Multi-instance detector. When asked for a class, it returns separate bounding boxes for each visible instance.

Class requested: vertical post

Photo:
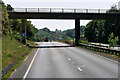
[98,9,100,13]
[38,8,39,12]
[62,9,64,13]
[22,19,26,45]
[24,19,27,44]
[50,8,52,13]
[75,19,80,46]
[74,9,76,13]
[86,9,88,13]
[26,8,27,12]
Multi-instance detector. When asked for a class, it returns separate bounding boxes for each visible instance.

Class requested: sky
[2,0,120,31]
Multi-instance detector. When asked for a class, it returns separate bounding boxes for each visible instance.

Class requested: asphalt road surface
[22,42,118,78]
[9,42,119,79]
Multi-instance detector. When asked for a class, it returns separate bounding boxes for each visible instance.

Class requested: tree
[85,5,120,44]
[2,2,10,34]
[108,32,119,47]
[6,4,13,11]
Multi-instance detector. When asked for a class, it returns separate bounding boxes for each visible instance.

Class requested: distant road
[10,42,119,78]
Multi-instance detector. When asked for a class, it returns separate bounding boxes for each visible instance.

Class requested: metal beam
[8,12,120,20]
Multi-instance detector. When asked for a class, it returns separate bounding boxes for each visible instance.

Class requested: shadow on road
[29,45,76,48]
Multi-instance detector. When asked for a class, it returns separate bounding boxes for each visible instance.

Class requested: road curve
[25,42,118,78]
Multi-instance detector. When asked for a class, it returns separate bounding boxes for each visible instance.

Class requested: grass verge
[2,35,38,79]
[2,48,34,80]
[2,35,30,69]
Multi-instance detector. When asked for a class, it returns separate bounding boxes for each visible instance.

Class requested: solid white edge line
[10,69,17,77]
[22,48,39,80]
[78,67,83,72]
[96,54,119,64]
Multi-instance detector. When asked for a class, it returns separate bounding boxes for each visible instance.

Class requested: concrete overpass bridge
[8,8,120,45]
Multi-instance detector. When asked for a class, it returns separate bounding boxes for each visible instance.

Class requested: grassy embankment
[0,32,2,78]
[2,35,37,79]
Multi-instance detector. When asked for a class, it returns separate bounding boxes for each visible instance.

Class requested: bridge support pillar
[22,19,26,45]
[75,19,80,46]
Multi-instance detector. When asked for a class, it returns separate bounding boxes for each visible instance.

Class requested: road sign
[21,33,26,37]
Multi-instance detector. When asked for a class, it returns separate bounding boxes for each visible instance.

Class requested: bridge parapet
[8,8,119,13]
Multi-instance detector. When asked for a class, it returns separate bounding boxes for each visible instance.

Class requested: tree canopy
[85,5,120,44]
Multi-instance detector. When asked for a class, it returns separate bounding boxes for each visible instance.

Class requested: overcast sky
[2,0,120,31]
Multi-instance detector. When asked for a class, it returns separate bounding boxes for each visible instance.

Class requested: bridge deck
[8,8,120,20]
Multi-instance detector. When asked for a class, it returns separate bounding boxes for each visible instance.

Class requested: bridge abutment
[75,19,80,46]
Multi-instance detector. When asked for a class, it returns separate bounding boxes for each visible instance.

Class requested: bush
[79,40,88,44]
[79,38,88,44]
[13,31,22,41]
[108,32,119,47]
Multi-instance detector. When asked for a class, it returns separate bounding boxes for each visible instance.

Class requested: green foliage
[35,28,52,41]
[26,20,38,40]
[108,32,119,47]
[106,5,119,13]
[13,31,22,41]
[6,4,13,11]
[80,26,85,35]
[2,2,10,34]
[1,1,37,71]
[33,25,85,43]
[79,38,88,44]
[85,5,120,44]
[85,20,105,43]
[2,2,38,42]
[2,35,30,69]
[61,33,71,42]
[63,29,75,38]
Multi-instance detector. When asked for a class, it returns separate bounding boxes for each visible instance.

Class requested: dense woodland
[2,2,38,42]
[1,1,120,45]
[85,6,120,45]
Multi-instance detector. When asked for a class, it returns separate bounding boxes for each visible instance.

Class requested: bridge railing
[8,8,119,13]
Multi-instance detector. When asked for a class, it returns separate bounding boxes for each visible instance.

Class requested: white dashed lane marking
[68,58,71,61]
[78,67,83,72]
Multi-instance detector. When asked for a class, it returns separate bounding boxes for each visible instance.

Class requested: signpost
[22,19,26,45]
[21,33,26,44]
